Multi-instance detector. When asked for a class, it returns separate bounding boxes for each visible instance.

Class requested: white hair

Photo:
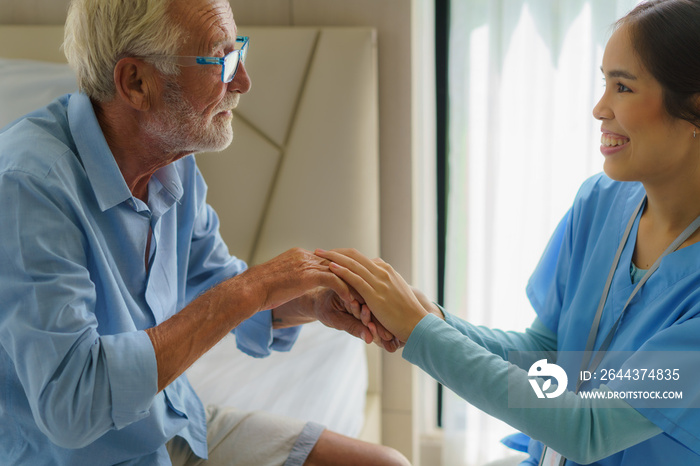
[63,0,185,102]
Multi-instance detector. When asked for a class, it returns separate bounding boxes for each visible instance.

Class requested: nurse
[318,0,700,464]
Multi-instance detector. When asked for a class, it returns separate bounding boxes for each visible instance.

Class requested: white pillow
[0,58,78,129]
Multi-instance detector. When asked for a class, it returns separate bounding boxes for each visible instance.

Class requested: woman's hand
[315,248,429,342]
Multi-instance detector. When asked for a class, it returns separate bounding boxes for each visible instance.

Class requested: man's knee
[376,445,411,466]
[304,430,411,466]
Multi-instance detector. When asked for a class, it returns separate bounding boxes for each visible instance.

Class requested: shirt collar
[149,163,184,217]
[67,93,184,211]
[67,93,132,212]
[154,163,184,202]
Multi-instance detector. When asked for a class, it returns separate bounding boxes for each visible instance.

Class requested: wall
[0,1,436,462]
[229,3,435,461]
[235,5,435,462]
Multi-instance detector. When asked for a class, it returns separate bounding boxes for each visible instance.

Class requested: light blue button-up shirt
[0,93,301,465]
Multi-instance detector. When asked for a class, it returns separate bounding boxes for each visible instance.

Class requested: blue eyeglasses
[143,36,249,83]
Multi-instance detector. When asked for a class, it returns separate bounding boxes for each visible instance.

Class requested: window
[441,1,641,464]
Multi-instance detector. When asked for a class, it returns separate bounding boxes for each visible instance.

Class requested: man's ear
[113,57,157,111]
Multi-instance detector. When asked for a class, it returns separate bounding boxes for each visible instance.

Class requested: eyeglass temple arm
[195,57,224,65]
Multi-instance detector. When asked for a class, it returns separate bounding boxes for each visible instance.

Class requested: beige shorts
[167,405,325,466]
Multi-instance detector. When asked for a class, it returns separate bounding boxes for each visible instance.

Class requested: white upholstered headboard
[0,25,379,264]
[0,24,381,441]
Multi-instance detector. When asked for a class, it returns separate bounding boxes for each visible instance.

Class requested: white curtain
[443,1,641,464]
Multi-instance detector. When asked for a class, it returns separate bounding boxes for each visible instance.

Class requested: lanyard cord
[576,196,700,393]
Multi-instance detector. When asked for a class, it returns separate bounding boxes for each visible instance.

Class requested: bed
[0,25,381,441]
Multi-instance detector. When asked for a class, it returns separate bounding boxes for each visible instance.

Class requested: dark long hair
[618,0,700,125]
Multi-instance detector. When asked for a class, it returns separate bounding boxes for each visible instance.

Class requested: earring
[695,129,697,139]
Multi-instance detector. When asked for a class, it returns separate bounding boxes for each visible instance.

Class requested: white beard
[144,79,236,155]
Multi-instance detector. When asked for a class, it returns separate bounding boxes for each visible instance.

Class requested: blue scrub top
[527,173,700,464]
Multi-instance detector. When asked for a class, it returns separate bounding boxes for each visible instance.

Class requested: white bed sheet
[187,322,367,437]
[0,56,368,438]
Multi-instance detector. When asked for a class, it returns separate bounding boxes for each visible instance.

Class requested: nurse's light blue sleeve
[187,168,301,358]
[442,311,557,367]
[403,315,660,464]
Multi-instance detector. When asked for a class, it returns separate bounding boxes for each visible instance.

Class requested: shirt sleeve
[234,310,302,358]
[0,169,158,449]
[525,208,572,334]
[403,314,661,464]
[185,191,248,303]
[187,164,301,358]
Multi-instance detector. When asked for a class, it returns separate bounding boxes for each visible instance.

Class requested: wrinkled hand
[315,248,429,343]
[250,248,401,351]
[244,247,356,313]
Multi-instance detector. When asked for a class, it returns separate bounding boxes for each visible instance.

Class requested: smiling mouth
[601,134,630,147]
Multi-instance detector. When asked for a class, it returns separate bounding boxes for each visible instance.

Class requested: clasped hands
[256,247,439,353]
[314,248,440,352]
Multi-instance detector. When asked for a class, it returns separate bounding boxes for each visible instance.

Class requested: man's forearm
[146,247,357,391]
[146,272,260,392]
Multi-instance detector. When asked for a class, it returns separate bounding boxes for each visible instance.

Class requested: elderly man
[0,0,408,465]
